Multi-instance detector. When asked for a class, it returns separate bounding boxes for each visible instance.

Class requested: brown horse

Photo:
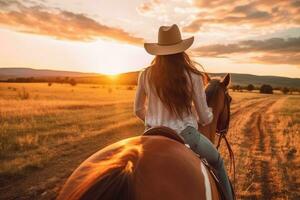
[57,74,232,200]
[199,73,231,143]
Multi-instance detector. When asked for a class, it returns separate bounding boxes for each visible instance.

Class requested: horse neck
[198,92,223,144]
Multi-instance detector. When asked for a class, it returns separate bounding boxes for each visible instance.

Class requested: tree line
[4,77,77,86]
[2,76,299,94]
[231,84,299,94]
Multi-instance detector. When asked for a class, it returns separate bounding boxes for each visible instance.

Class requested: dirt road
[220,95,299,200]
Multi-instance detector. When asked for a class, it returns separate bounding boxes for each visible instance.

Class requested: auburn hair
[147,52,206,119]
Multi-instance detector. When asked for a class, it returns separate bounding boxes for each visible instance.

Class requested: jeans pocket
[180,127,199,148]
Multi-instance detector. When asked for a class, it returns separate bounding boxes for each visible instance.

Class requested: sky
[0,0,299,78]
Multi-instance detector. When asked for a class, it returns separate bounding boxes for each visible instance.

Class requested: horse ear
[205,73,211,81]
[221,73,230,87]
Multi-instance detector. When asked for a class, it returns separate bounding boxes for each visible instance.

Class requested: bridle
[209,83,236,187]
[216,89,232,145]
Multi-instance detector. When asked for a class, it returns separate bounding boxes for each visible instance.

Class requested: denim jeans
[179,126,233,200]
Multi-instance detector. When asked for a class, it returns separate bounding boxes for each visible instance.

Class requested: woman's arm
[134,71,146,122]
[192,74,213,126]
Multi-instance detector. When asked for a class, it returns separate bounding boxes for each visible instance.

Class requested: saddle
[143,126,185,144]
[143,126,233,200]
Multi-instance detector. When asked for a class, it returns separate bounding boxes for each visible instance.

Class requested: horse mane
[77,165,135,200]
[57,140,142,200]
[205,78,221,104]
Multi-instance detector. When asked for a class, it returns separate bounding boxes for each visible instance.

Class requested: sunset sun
[100,68,122,76]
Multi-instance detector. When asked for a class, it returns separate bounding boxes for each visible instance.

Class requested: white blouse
[134,68,213,134]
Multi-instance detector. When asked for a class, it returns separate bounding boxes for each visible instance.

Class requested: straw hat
[144,24,194,55]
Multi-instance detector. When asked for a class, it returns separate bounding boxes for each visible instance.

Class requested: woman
[134,24,233,200]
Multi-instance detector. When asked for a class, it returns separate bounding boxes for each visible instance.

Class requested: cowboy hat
[144,24,194,55]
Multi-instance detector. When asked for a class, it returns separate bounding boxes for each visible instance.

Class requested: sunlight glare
[107,73,119,80]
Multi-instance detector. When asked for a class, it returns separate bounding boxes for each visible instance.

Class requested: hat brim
[144,36,194,56]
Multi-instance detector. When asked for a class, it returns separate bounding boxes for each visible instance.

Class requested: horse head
[199,73,232,144]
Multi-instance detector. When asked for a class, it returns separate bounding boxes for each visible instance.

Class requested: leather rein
[215,88,236,186]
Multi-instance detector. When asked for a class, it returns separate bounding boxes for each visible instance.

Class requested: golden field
[0,83,299,200]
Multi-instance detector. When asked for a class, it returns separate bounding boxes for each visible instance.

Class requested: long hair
[147,52,206,119]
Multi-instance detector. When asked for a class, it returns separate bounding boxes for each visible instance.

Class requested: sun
[106,73,119,80]
[103,71,120,76]
[97,68,121,80]
[98,67,123,76]
[97,66,127,78]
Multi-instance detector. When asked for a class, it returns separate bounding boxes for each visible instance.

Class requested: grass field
[0,83,299,200]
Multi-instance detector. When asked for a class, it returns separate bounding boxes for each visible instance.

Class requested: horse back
[57,136,220,200]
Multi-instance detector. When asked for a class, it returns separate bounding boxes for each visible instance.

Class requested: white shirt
[134,68,213,134]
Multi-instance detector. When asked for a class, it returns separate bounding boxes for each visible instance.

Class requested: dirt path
[1,95,297,200]
[218,95,298,199]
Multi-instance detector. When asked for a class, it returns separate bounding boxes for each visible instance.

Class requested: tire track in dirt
[234,96,286,199]
[219,96,270,161]
[264,97,300,200]
[258,98,285,200]
[246,97,293,200]
[221,97,281,199]
[230,96,268,118]
[218,96,282,199]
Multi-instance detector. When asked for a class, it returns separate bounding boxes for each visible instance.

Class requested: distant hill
[1,67,300,88]
[0,68,97,79]
[208,73,300,88]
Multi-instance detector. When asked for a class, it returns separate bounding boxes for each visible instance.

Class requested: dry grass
[0,83,136,177]
[0,83,299,199]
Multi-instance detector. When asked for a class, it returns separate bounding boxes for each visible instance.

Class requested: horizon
[2,66,300,79]
[0,0,300,78]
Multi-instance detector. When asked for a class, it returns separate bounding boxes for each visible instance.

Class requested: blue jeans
[179,126,233,200]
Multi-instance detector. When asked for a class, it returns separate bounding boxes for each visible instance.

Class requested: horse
[57,73,232,200]
[199,73,231,144]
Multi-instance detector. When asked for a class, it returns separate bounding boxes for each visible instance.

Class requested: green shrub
[260,84,273,94]
[247,84,255,91]
[281,87,289,94]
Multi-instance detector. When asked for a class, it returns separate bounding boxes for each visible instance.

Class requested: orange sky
[0,0,299,77]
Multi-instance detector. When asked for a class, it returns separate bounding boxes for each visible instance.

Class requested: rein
[215,89,236,187]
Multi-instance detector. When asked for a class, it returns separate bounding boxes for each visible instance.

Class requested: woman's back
[135,67,212,133]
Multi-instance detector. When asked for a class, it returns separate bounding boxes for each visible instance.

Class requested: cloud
[192,37,300,65]
[232,3,255,14]
[136,0,161,15]
[291,0,300,7]
[193,0,233,8]
[253,53,300,65]
[0,0,143,44]
[183,0,300,33]
[193,37,300,55]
